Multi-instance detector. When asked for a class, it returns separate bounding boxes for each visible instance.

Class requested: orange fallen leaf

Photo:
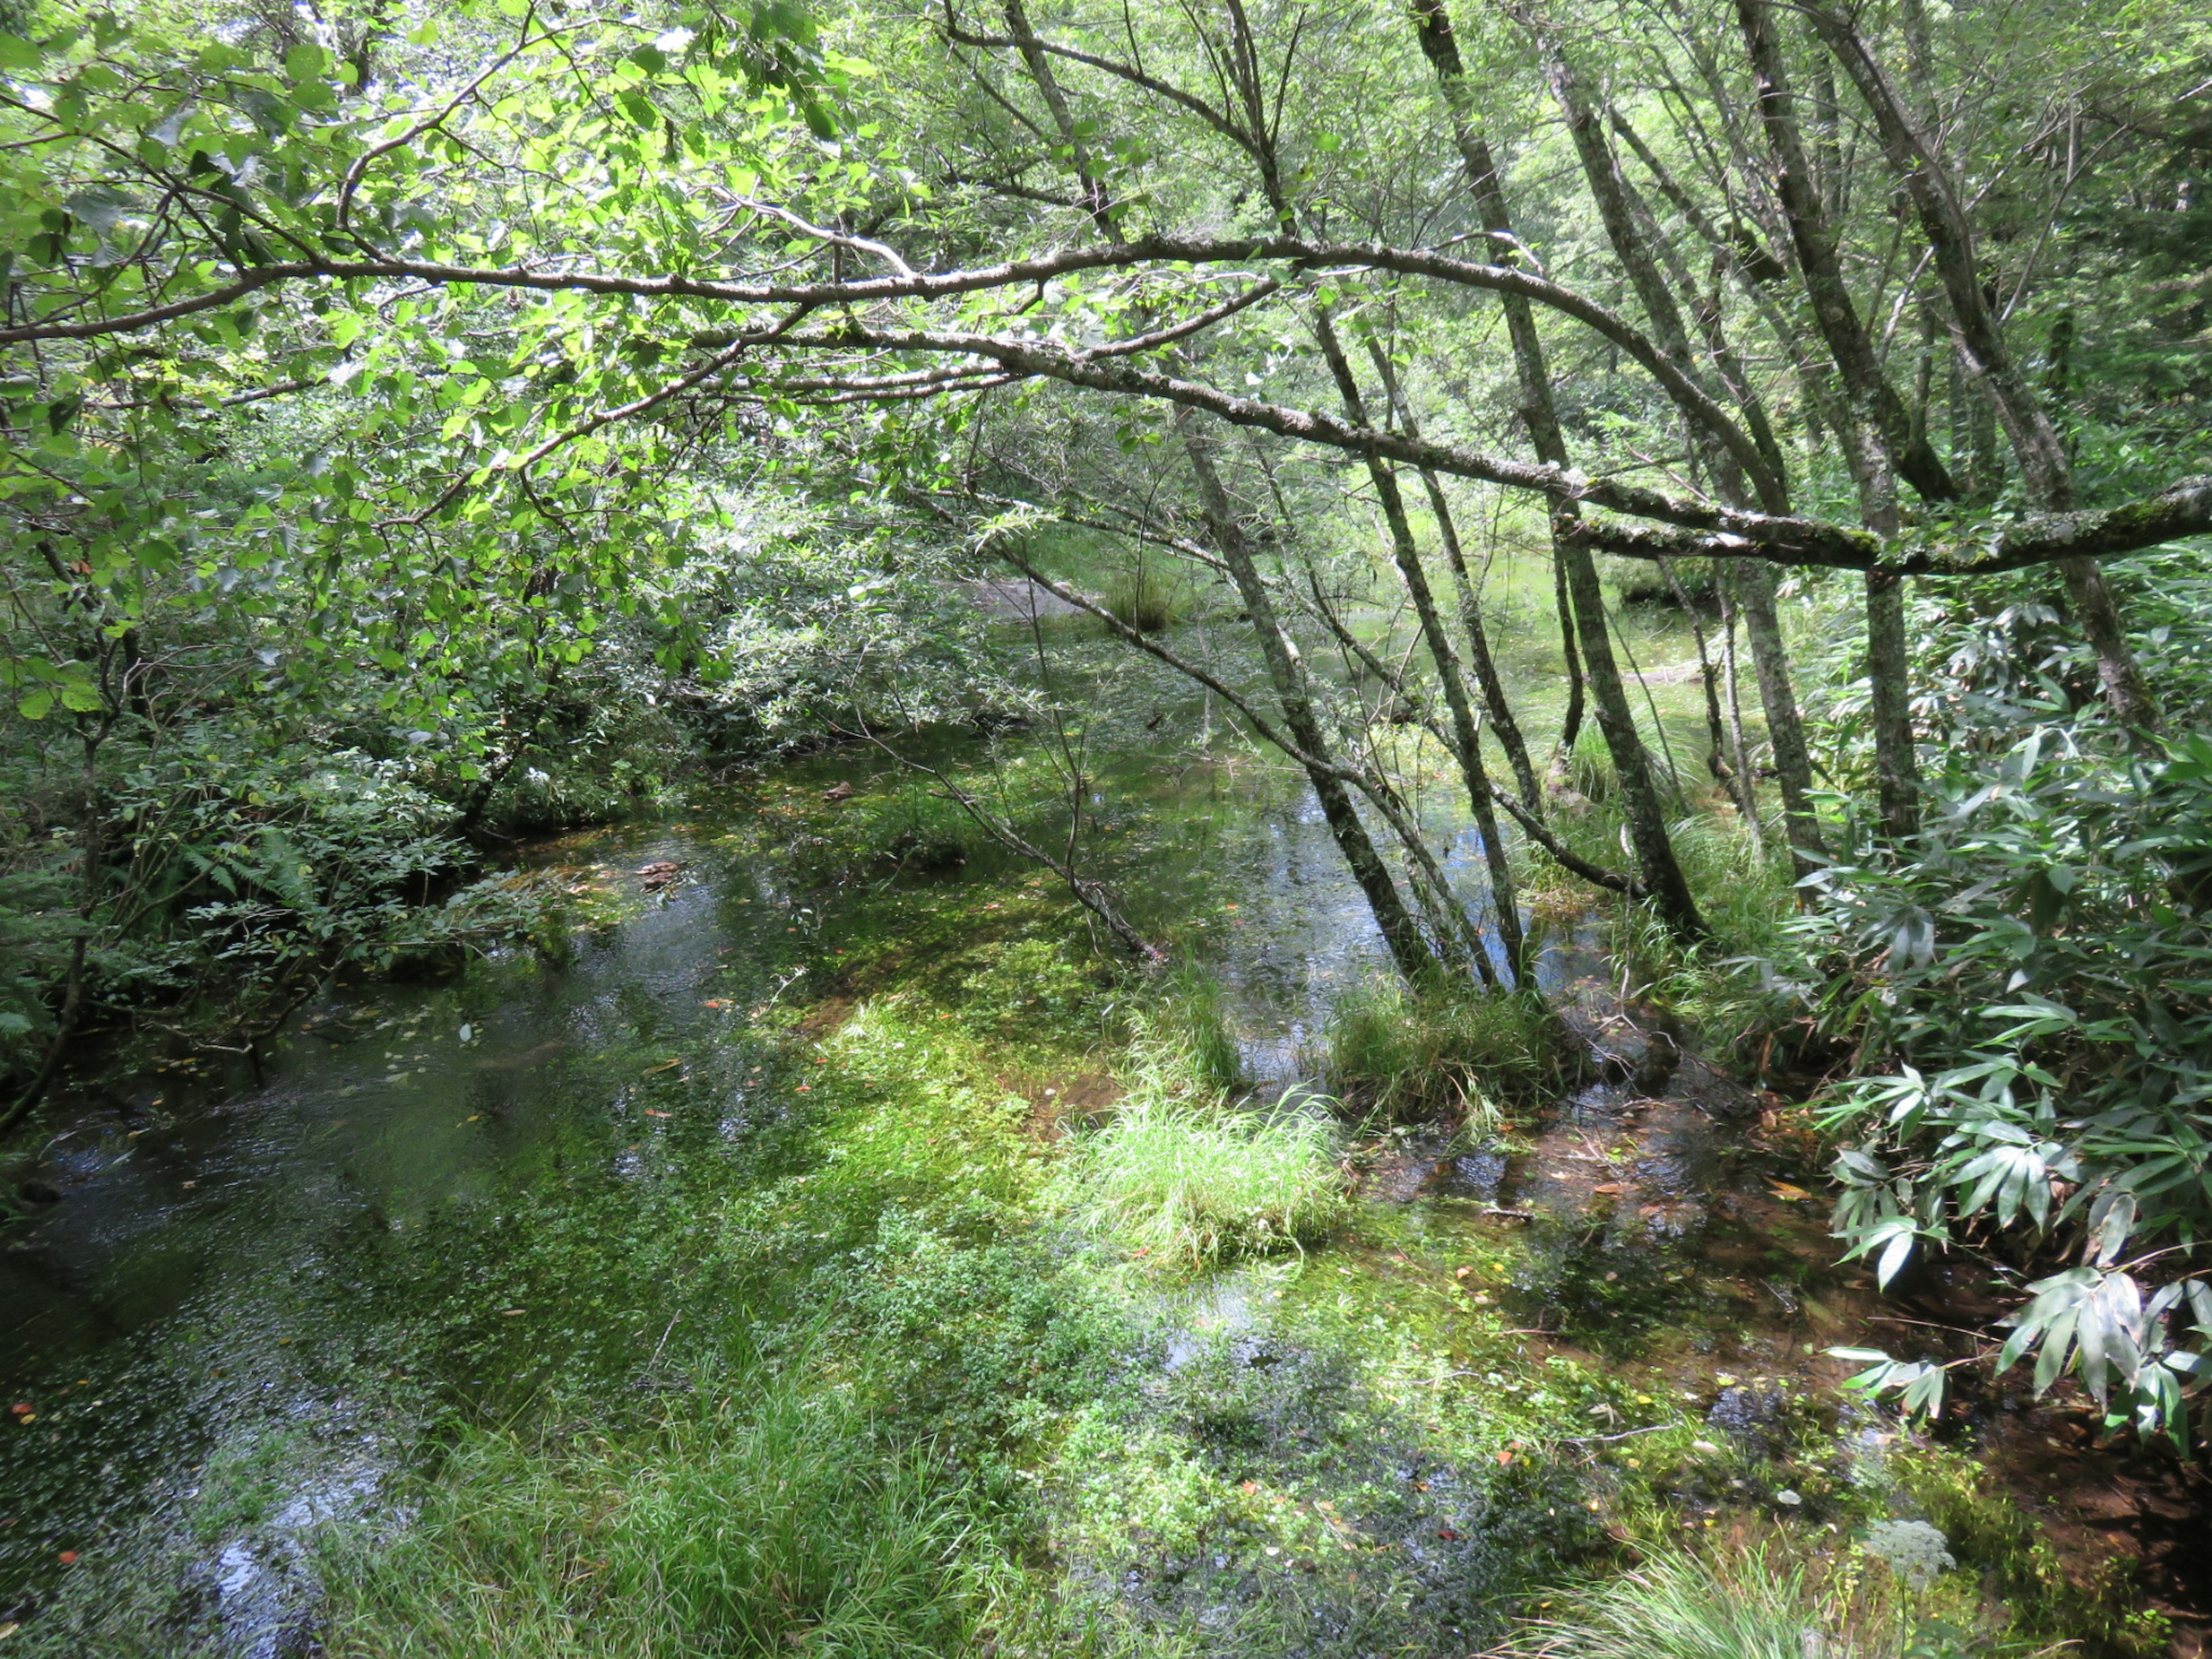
[644,1109,672,1119]
[1768,1181,1811,1202]
[1592,1181,1627,1195]
[795,1084,810,1092]
[1495,1450,1514,1465]
[56,1552,76,1565]
[701,999,730,1009]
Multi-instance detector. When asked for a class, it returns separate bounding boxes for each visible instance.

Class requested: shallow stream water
[2,722,2202,1652]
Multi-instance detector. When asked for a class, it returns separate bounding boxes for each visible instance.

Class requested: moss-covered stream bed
[1,743,2199,1656]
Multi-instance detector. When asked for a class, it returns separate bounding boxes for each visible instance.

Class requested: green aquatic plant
[1155,961,1244,1094]
[1502,1544,2006,1659]
[1060,1096,1346,1268]
[323,1357,976,1658]
[1103,567,1177,634]
[1320,975,1563,1123]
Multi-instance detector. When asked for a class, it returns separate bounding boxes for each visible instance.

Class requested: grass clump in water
[1102,566,1177,632]
[1152,961,1243,1094]
[324,1357,978,1659]
[1321,975,1564,1123]
[1062,1096,1346,1268]
[1505,1543,2012,1659]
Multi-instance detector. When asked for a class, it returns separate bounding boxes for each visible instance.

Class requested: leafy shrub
[1320,975,1564,1123]
[1060,1096,1346,1267]
[1811,728,2212,1438]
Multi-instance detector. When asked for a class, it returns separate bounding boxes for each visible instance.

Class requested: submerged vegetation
[4,0,2212,1649]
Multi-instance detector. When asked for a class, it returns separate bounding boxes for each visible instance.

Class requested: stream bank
[0,744,2195,1656]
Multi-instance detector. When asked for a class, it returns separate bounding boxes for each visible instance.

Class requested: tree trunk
[1413,0,1702,937]
[1865,569,1920,841]
[1310,313,1518,982]
[1732,562,1825,870]
[1563,541,1709,937]
[1180,422,1442,981]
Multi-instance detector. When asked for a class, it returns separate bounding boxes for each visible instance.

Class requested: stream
[3,730,2204,1654]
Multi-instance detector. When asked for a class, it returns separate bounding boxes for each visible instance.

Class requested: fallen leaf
[8,1403,29,1416]
[1592,1181,1626,1195]
[701,999,730,1009]
[1495,1450,1513,1465]
[1454,1266,1474,1279]
[794,1084,810,1092]
[1435,1527,1460,1541]
[1768,1181,1811,1202]
[56,1552,76,1566]
[501,1309,527,1317]
[644,1109,672,1119]
[643,1058,682,1074]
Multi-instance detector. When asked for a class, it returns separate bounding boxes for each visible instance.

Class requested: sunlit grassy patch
[1320,975,1565,1122]
[1059,1096,1347,1267]
[1499,1541,2025,1659]
[324,1355,977,1659]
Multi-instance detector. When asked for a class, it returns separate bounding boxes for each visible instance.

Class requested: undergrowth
[1320,974,1564,1123]
[323,1351,979,1658]
[1058,1094,1347,1267]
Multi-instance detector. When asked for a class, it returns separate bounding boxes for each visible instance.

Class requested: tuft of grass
[1102,567,1176,633]
[1062,1096,1346,1268]
[849,787,984,873]
[323,1356,977,1659]
[1320,976,1564,1123]
[1156,961,1244,1094]
[1502,1544,2012,1659]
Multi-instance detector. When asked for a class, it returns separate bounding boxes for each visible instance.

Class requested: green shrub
[1320,975,1563,1123]
[1060,1096,1346,1267]
[324,1359,976,1658]
[1813,728,2212,1439]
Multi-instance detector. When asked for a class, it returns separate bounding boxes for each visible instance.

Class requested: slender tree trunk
[1366,339,1544,815]
[1562,543,1707,937]
[1865,570,1919,842]
[1180,421,1442,980]
[1732,562,1824,870]
[1310,314,1517,982]
[1719,582,1763,853]
[1553,550,1586,770]
[1412,0,1703,936]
